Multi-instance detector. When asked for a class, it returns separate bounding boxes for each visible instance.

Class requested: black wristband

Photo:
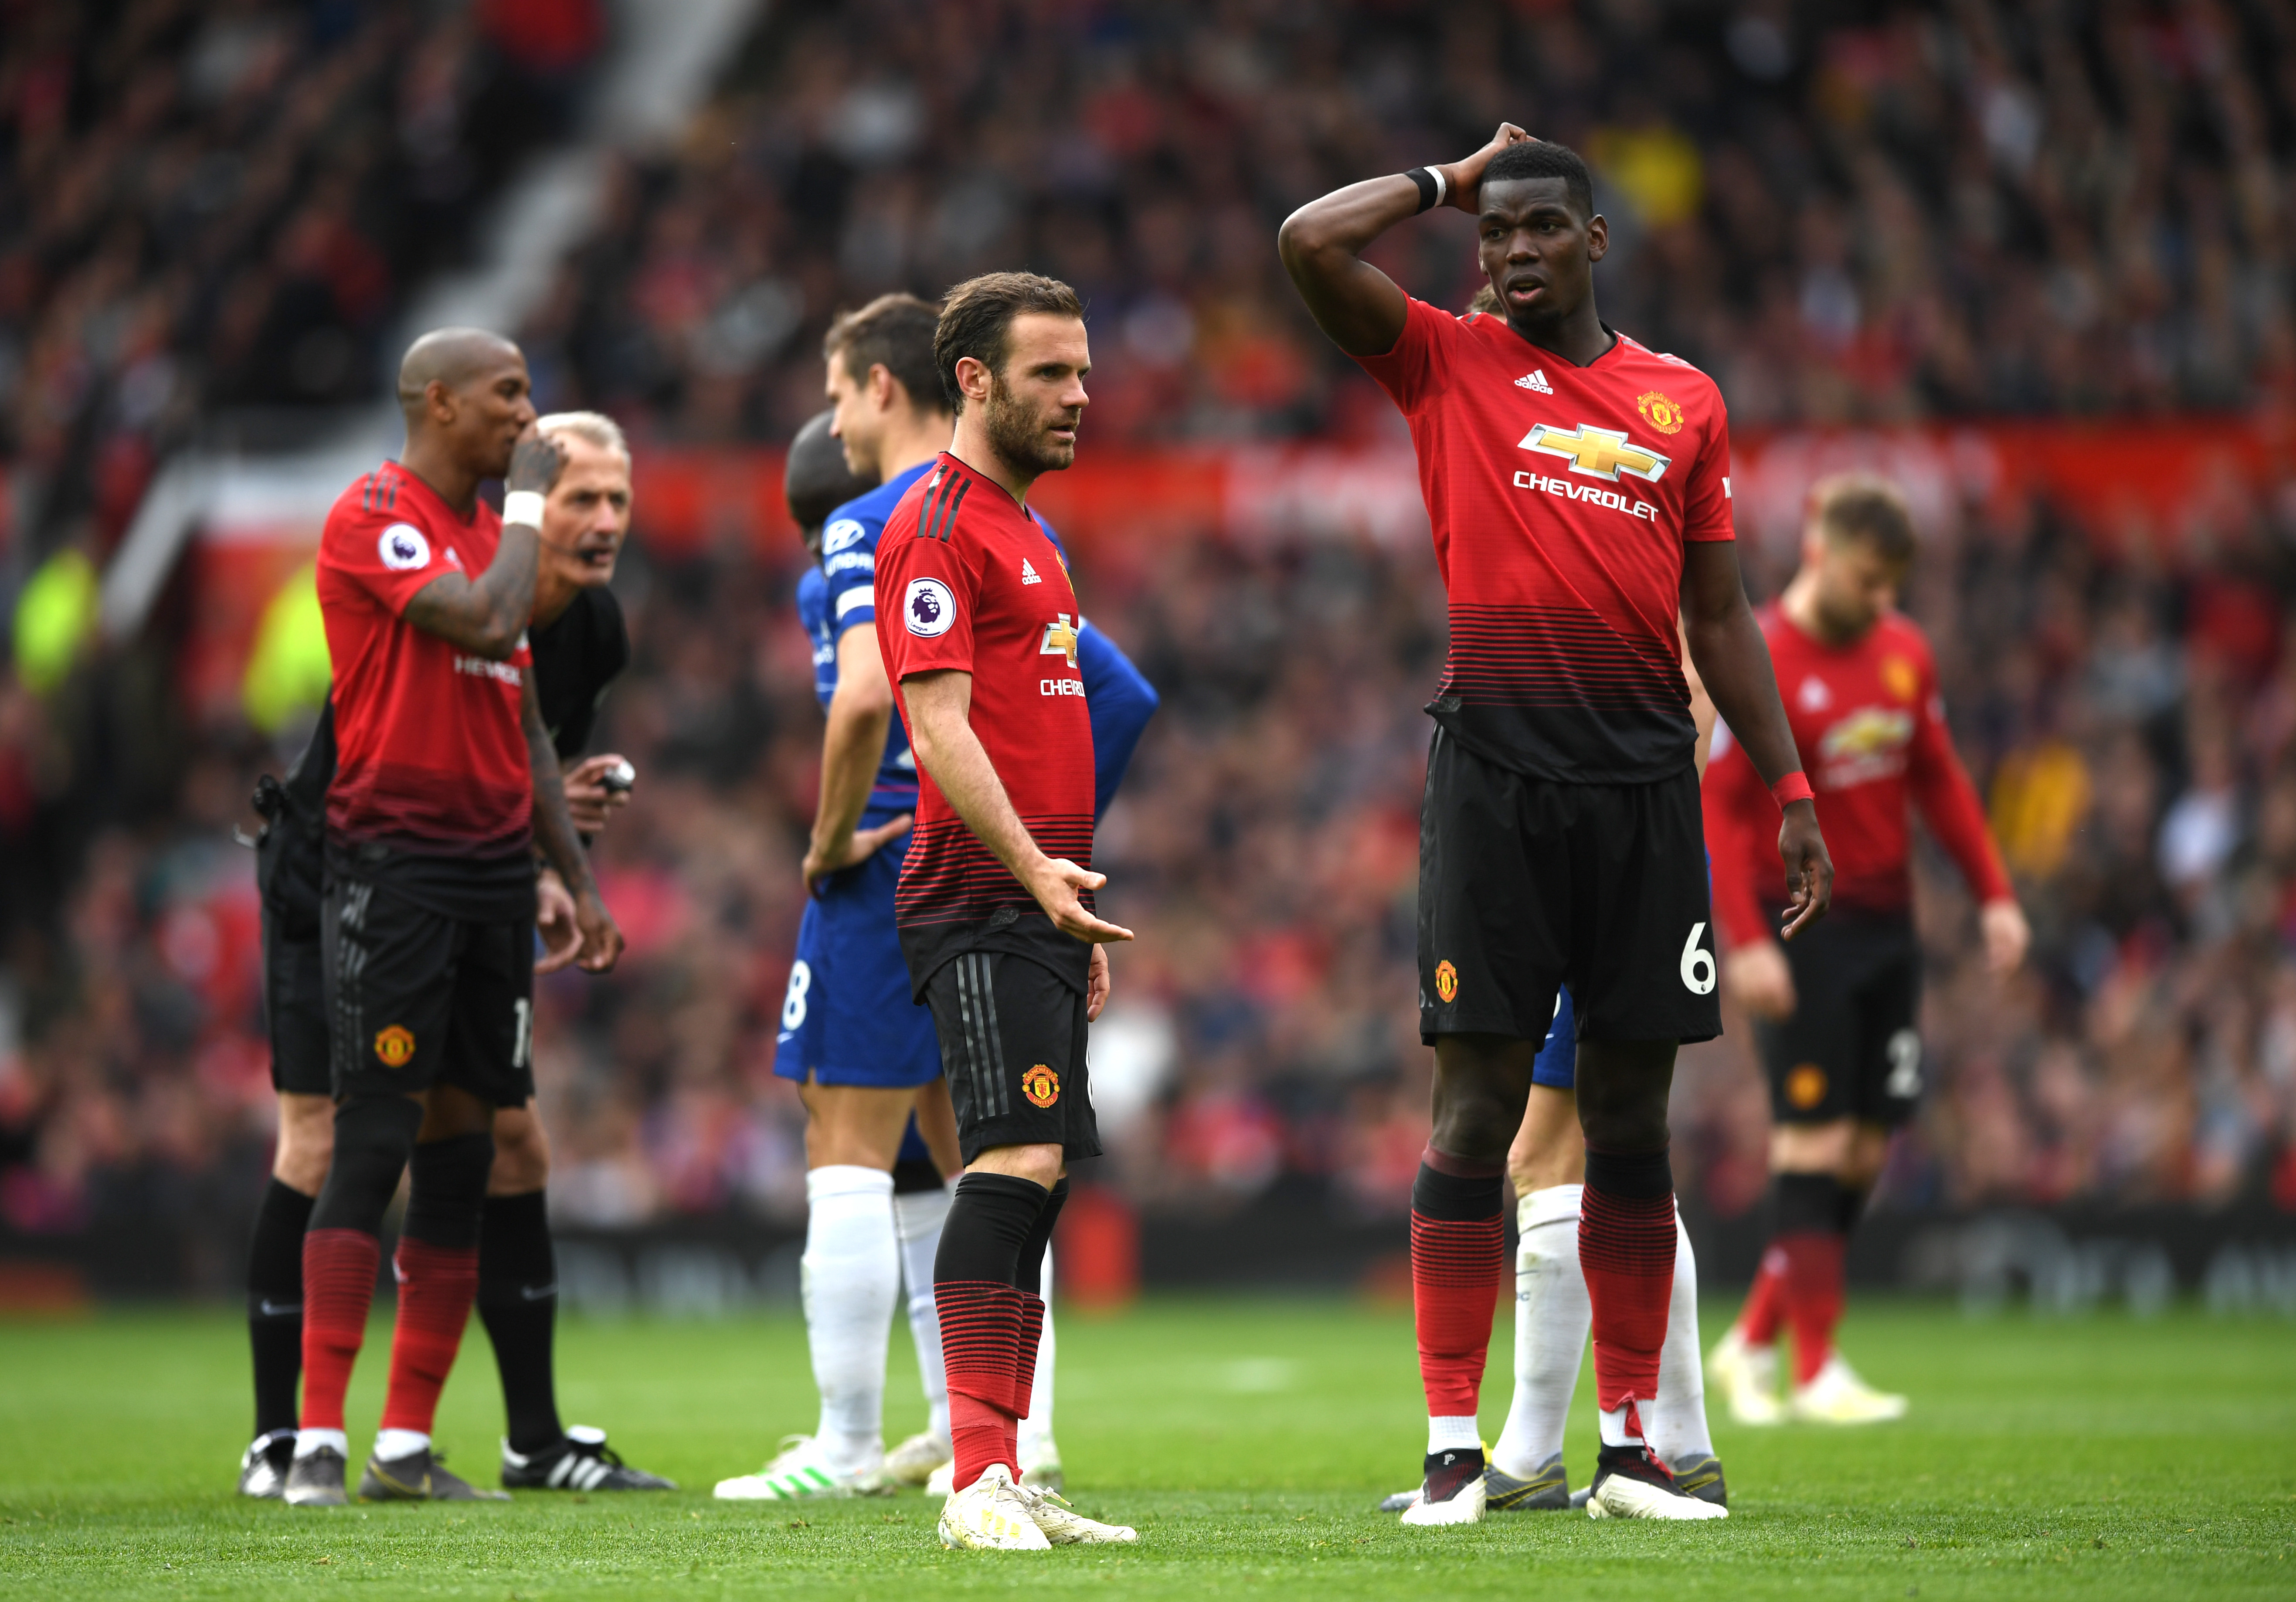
[1406,166,1439,213]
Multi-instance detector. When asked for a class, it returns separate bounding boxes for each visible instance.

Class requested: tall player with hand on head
[283,329,622,1506]
[1281,129,1832,1524]
[875,273,1137,1552]
[1703,474,2025,1426]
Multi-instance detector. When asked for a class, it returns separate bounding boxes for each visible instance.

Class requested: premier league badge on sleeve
[904,577,956,637]
[377,523,432,571]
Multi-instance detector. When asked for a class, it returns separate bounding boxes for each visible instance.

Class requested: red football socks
[299,1228,380,1431]
[1580,1146,1676,1415]
[1409,1148,1505,1419]
[1780,1230,1847,1385]
[1740,1244,1787,1346]
[938,1279,1024,1490]
[378,1237,480,1434]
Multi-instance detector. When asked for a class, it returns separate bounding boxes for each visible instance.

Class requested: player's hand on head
[1980,897,2030,975]
[1029,857,1134,945]
[1776,800,1834,940]
[573,890,624,974]
[801,813,914,894]
[1086,943,1112,1022]
[1445,122,1535,212]
[1726,938,1797,1021]
[506,426,566,495]
[534,869,581,974]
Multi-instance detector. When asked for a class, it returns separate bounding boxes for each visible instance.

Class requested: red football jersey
[874,453,1097,991]
[317,461,533,861]
[1702,603,2011,946]
[1356,297,1734,782]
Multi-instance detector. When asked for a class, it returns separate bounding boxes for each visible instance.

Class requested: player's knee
[405,1128,496,1249]
[488,1110,550,1194]
[309,1095,422,1234]
[272,1096,336,1194]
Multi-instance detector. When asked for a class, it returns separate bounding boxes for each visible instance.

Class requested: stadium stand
[3,0,2296,1291]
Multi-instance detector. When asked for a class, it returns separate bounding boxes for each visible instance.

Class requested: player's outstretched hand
[802,813,914,895]
[1086,944,1112,1022]
[535,869,582,974]
[563,753,635,835]
[573,889,625,974]
[506,426,566,498]
[1726,938,1797,1020]
[1776,798,1834,940]
[1027,857,1134,945]
[1441,122,1535,214]
[1980,897,2030,975]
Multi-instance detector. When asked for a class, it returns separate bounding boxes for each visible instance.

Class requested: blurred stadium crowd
[4,0,2296,1275]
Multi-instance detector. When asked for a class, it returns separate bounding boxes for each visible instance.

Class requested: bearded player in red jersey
[283,329,622,1506]
[1281,129,1831,1524]
[1703,474,2027,1426]
[873,273,1135,1551]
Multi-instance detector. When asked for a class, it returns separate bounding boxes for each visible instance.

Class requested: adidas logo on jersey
[1515,370,1554,394]
[1021,557,1042,585]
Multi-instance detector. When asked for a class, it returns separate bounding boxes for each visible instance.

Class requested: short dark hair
[784,409,876,538]
[1481,140,1596,220]
[823,293,945,415]
[934,272,1085,414]
[1811,472,1916,565]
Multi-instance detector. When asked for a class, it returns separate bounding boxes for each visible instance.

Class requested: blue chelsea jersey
[803,460,1162,820]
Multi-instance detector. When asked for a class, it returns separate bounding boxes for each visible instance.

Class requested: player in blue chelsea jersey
[716,296,1155,1503]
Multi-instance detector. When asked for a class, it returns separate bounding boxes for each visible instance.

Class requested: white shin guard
[802,1165,899,1473]
[890,1181,952,1441]
[1647,1205,1715,1461]
[1492,1183,1589,1479]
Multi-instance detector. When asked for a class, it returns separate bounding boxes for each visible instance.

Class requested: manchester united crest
[374,1025,416,1068]
[1433,961,1459,1003]
[1879,654,1919,703]
[1636,391,1685,434]
[1022,1064,1061,1107]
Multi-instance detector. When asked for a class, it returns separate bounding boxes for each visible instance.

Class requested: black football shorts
[923,951,1101,1165]
[321,876,536,1107]
[1417,727,1722,1046]
[1753,910,1922,1128]
[261,906,334,1098]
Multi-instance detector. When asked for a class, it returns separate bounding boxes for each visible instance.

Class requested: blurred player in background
[244,337,662,1501]
[282,329,621,1506]
[719,295,1153,1506]
[876,272,1136,1551]
[1282,129,1830,1524]
[1703,475,2025,1425]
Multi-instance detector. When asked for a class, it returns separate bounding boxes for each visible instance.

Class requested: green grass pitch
[0,1297,2289,1599]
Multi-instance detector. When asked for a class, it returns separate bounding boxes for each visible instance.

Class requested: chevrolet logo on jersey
[1519,423,1672,483]
[1039,613,1079,669]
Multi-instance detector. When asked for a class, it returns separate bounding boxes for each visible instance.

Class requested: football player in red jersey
[873,273,1135,1551]
[1703,474,2026,1425]
[1281,129,1831,1522]
[282,329,621,1507]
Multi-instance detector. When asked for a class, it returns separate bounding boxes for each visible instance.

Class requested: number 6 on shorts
[1679,922,1716,995]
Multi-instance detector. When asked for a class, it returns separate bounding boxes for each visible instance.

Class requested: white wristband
[1429,166,1447,207]
[502,490,547,529]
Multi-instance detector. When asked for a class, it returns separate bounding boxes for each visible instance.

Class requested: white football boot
[713,1435,887,1500]
[1586,1446,1729,1521]
[1790,1353,1908,1423]
[1012,1479,1136,1544]
[937,1463,1052,1550]
[1398,1447,1488,1527]
[1707,1324,1785,1425]
[885,1430,951,1488]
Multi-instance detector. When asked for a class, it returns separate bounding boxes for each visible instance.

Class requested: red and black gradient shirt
[316,461,536,919]
[1703,604,2012,946]
[1356,298,1735,783]
[874,453,1097,996]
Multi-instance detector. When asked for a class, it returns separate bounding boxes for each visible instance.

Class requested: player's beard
[983,373,1077,475]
